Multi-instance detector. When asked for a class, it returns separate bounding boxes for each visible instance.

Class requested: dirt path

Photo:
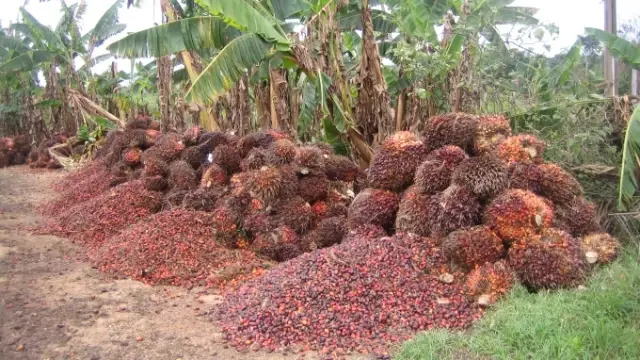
[0,166,350,360]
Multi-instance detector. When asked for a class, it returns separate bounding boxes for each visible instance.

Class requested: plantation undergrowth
[396,249,640,360]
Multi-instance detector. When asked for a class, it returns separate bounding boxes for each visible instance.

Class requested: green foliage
[586,27,640,70]
[618,106,640,211]
[397,251,640,360]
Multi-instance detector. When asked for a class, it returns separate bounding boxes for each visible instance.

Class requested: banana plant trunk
[157,55,172,130]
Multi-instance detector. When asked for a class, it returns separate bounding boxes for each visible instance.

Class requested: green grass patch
[396,251,640,360]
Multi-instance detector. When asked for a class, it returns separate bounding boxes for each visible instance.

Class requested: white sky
[1,0,639,74]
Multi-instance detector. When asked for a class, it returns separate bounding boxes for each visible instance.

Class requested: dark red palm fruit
[229,172,253,197]
[414,145,468,195]
[163,190,188,209]
[311,142,334,155]
[182,126,202,146]
[181,138,214,169]
[148,120,161,131]
[580,233,620,266]
[508,228,586,291]
[537,164,583,205]
[142,134,185,163]
[506,162,543,193]
[452,153,508,199]
[182,188,219,212]
[395,185,432,237]
[200,163,228,189]
[442,226,505,270]
[124,118,151,130]
[495,134,546,165]
[484,189,554,244]
[553,197,601,237]
[422,112,480,153]
[324,154,360,182]
[142,175,168,192]
[248,166,291,204]
[429,185,482,238]
[464,260,516,305]
[266,138,297,165]
[302,216,348,251]
[343,223,388,243]
[141,155,169,177]
[168,160,198,191]
[211,203,244,248]
[122,147,143,166]
[251,228,303,262]
[347,188,399,232]
[212,144,242,174]
[294,146,326,176]
[198,131,229,148]
[297,175,329,203]
[240,147,268,172]
[273,196,317,235]
[473,114,512,154]
[367,131,429,192]
[108,177,129,188]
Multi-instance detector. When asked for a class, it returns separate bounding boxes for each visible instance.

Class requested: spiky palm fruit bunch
[464,260,516,305]
[240,148,268,172]
[212,144,242,174]
[452,153,507,199]
[274,196,317,234]
[343,223,388,243]
[367,131,429,192]
[348,188,400,232]
[110,161,129,177]
[422,113,480,153]
[180,188,218,212]
[168,160,198,191]
[122,148,143,166]
[395,185,432,236]
[495,134,546,165]
[311,201,348,219]
[429,185,482,238]
[473,115,512,154]
[508,228,586,290]
[181,138,214,169]
[414,145,468,195]
[506,162,543,193]
[142,176,168,192]
[324,155,360,182]
[443,226,505,270]
[537,164,583,205]
[229,172,253,197]
[182,126,201,146]
[302,216,348,251]
[142,134,185,163]
[211,206,242,248]
[247,166,298,204]
[142,156,169,177]
[251,229,302,262]
[484,189,554,244]
[580,233,620,265]
[266,139,297,165]
[294,146,325,175]
[108,177,128,188]
[238,129,291,157]
[198,131,229,148]
[200,164,228,189]
[242,212,274,235]
[311,142,334,155]
[553,197,601,237]
[297,175,329,203]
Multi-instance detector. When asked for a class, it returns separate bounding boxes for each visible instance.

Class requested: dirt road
[0,166,337,360]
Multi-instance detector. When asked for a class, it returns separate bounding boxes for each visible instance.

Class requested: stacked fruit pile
[0,135,32,168]
[216,113,621,355]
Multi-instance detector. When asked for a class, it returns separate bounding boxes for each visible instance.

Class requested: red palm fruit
[484,189,554,244]
[266,138,297,165]
[473,114,512,154]
[297,175,329,203]
[537,164,583,205]
[122,148,143,166]
[506,162,543,193]
[273,196,317,234]
[211,205,242,248]
[294,146,325,175]
[302,216,348,251]
[324,155,359,182]
[464,260,516,305]
[580,233,620,265]
[148,120,161,130]
[240,147,268,171]
[395,185,432,236]
[508,228,586,290]
[311,201,329,218]
[414,145,468,195]
[142,134,184,163]
[248,166,297,204]
[212,144,241,174]
[554,197,601,237]
[142,156,169,177]
[343,223,388,242]
[495,134,546,165]
[168,160,198,191]
[182,188,218,212]
[429,185,482,238]
[201,163,228,189]
[443,226,505,270]
[347,188,399,232]
[367,131,428,192]
[422,113,480,152]
[182,126,201,146]
[452,153,508,199]
[229,172,252,196]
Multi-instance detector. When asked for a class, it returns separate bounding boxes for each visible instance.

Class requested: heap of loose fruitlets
[0,135,33,168]
[217,113,622,355]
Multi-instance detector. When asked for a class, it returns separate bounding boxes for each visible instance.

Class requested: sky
[1,0,639,74]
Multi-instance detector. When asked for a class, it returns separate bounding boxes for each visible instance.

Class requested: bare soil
[0,166,368,360]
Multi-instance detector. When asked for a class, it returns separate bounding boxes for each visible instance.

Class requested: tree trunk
[157,55,172,130]
[229,75,251,136]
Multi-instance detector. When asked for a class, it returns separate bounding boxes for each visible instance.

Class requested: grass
[396,250,640,360]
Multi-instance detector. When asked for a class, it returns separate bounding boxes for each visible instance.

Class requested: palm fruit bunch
[506,162,543,193]
[347,188,399,233]
[395,186,432,236]
[422,113,479,153]
[464,260,516,306]
[452,152,507,199]
[28,134,67,169]
[367,131,429,191]
[0,135,32,168]
[508,228,587,290]
[537,163,583,205]
[580,233,620,265]
[495,134,545,165]
[428,185,482,238]
[473,114,512,154]
[414,145,468,194]
[443,226,505,270]
[553,197,601,237]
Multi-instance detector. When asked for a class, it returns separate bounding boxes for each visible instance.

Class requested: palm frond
[618,106,640,211]
[0,50,56,73]
[586,27,640,70]
[85,0,125,46]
